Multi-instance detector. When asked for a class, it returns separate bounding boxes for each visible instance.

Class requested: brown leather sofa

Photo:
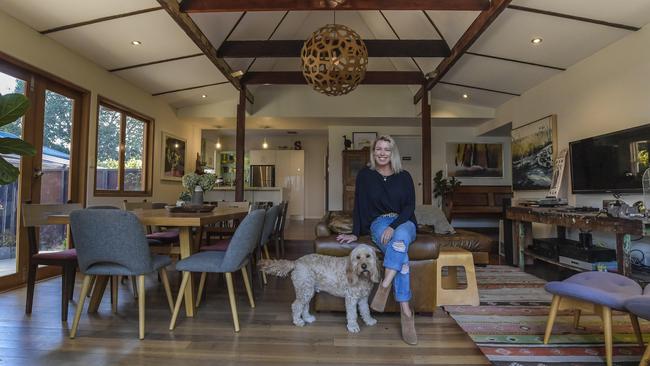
[313,211,494,313]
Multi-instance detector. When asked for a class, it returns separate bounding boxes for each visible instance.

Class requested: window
[94,97,153,195]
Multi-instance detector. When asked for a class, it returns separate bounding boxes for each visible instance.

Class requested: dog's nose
[361,263,367,269]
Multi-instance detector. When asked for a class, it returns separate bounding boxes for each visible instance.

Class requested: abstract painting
[511,115,557,190]
[446,143,503,178]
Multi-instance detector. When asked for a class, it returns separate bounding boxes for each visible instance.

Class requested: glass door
[30,83,78,255]
[0,59,84,290]
[0,69,27,279]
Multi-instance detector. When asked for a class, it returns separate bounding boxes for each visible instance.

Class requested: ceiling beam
[180,0,490,12]
[218,40,450,58]
[508,5,639,31]
[157,0,254,103]
[242,71,424,85]
[413,0,511,104]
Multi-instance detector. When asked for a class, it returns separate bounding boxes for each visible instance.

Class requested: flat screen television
[570,124,650,193]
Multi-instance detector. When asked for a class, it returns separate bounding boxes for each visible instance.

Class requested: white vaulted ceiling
[1,0,648,112]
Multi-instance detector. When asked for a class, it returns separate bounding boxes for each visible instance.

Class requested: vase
[191,186,204,206]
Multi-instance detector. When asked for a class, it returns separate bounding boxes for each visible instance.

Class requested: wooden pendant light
[300,24,368,96]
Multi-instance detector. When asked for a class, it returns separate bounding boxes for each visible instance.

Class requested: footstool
[434,247,479,307]
[544,271,644,366]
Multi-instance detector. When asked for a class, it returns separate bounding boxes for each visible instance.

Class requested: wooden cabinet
[249,150,276,165]
[342,149,370,212]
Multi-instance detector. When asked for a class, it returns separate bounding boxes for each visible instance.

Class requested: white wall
[327,125,511,211]
[0,10,200,206]
[479,24,650,245]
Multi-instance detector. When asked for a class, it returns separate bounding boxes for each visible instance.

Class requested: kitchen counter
[205,187,288,207]
[211,187,284,191]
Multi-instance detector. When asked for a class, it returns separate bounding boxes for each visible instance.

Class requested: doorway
[393,135,423,205]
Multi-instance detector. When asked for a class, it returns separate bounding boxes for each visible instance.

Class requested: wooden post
[235,86,246,202]
[421,85,432,204]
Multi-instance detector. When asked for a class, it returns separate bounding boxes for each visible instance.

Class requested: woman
[337,135,418,345]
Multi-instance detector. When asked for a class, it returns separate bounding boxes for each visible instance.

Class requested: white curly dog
[260,244,380,333]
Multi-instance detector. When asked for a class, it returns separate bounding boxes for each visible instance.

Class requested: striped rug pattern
[445,265,648,365]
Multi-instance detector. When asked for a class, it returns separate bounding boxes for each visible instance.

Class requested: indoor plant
[0,93,36,184]
[433,170,461,221]
[180,172,217,204]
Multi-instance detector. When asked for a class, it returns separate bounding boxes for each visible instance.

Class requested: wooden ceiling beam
[218,40,450,58]
[242,71,424,85]
[157,0,254,103]
[413,0,511,104]
[180,0,490,12]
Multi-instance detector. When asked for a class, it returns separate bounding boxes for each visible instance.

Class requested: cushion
[146,230,179,244]
[625,296,650,320]
[327,211,353,234]
[200,239,231,252]
[414,205,455,234]
[545,271,642,310]
[33,249,77,261]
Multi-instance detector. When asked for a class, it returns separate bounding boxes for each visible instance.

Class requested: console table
[506,206,650,278]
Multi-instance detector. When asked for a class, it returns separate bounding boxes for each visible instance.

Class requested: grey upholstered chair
[170,209,265,332]
[68,209,174,340]
[195,204,281,302]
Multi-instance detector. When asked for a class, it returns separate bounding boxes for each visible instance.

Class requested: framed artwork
[446,143,503,178]
[352,132,377,150]
[511,114,558,190]
[161,131,186,181]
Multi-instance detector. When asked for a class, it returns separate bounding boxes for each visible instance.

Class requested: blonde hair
[368,135,402,173]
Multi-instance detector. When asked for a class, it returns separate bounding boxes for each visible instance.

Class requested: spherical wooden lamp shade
[301,24,368,96]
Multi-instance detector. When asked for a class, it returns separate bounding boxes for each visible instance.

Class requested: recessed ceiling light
[531,37,543,45]
[201,94,207,98]
[131,40,142,46]
[263,83,271,86]
[230,70,244,78]
[462,93,469,99]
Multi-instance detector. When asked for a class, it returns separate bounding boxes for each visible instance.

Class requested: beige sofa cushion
[414,205,455,234]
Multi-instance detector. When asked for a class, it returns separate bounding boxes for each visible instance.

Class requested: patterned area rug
[445,266,648,365]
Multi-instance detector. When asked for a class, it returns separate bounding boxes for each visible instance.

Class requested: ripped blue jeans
[370,215,417,303]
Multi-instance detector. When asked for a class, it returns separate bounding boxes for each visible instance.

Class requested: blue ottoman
[544,271,644,366]
[625,290,650,366]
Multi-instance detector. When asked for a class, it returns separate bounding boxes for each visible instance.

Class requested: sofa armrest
[315,221,332,237]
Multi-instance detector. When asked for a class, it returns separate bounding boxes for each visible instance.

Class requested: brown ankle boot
[370,282,391,312]
[400,307,417,345]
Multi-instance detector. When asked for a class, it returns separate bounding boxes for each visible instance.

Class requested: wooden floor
[0,220,489,366]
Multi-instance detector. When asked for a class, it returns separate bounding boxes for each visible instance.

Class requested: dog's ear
[370,251,381,283]
[346,257,358,285]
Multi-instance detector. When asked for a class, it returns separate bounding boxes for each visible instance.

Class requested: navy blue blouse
[352,166,417,236]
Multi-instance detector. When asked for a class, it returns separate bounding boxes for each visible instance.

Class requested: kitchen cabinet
[276,150,304,220]
[249,150,277,165]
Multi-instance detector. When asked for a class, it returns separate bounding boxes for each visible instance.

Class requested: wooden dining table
[48,206,249,317]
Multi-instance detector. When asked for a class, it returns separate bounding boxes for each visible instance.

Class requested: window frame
[93,96,153,196]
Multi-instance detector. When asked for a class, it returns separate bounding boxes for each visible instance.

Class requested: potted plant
[433,170,461,221]
[0,93,36,184]
[180,172,217,205]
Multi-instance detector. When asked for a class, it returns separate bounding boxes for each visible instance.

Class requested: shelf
[523,250,586,273]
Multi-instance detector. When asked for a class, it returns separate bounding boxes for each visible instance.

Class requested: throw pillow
[328,211,353,234]
[414,205,455,234]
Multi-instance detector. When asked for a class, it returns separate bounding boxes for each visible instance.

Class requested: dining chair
[273,201,289,258]
[123,199,180,257]
[196,204,280,303]
[170,209,265,332]
[69,209,174,340]
[22,202,82,322]
[203,201,250,242]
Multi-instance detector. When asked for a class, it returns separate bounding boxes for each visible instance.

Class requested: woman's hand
[381,227,394,245]
[337,234,358,244]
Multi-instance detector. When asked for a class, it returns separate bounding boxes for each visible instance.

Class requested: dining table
[47,206,249,317]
